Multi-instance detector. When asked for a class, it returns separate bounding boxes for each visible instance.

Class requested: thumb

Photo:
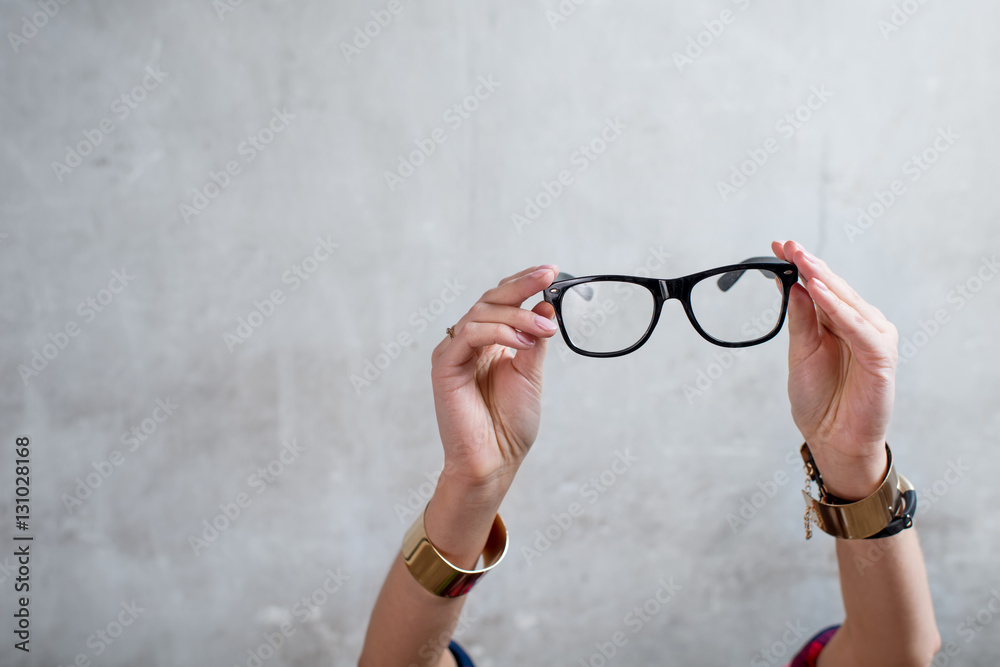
[511,300,557,384]
[787,282,821,365]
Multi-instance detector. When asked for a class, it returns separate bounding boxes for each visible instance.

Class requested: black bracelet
[866,488,917,539]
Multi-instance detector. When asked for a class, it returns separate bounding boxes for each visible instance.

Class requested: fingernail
[535,315,557,331]
[802,249,818,264]
[530,268,551,279]
[538,264,558,270]
[812,278,828,291]
[516,331,535,345]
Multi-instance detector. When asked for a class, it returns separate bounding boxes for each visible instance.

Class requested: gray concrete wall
[2,0,998,665]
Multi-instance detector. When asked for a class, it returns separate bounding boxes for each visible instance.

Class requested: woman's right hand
[361,267,563,666]
[423,265,560,567]
[429,264,561,495]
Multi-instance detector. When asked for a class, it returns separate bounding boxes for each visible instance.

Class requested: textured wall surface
[2,1,999,665]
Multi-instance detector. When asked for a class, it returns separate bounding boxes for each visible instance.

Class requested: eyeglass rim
[542,259,799,357]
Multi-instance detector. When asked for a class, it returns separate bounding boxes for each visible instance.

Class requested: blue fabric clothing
[448,640,475,666]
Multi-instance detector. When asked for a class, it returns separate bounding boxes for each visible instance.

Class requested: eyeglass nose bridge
[657,278,683,301]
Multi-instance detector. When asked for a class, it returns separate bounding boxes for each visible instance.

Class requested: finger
[438,300,558,366]
[511,301,558,383]
[783,241,893,333]
[771,240,788,261]
[806,278,896,365]
[481,265,559,307]
[432,267,559,369]
[497,264,559,287]
[786,282,821,364]
[437,320,536,368]
[455,302,560,341]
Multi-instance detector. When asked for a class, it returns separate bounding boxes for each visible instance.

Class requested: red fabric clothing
[788,626,839,667]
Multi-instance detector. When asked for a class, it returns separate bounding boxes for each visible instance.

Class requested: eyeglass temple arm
[716,257,784,292]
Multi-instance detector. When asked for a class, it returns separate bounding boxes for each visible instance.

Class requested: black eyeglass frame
[542,258,799,358]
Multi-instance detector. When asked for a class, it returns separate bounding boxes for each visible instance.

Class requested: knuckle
[467,302,488,319]
[491,322,509,338]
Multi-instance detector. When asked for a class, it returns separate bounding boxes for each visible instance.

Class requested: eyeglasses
[542,258,798,357]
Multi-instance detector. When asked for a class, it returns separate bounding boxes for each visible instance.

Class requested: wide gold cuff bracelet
[401,506,508,598]
[801,443,914,540]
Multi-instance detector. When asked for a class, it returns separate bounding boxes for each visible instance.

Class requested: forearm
[819,530,939,666]
[359,473,509,667]
[816,451,940,666]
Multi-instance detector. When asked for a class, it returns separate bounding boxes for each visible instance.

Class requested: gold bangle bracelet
[801,443,911,540]
[401,506,508,598]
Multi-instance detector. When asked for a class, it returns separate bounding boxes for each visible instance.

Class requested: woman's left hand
[772,240,899,499]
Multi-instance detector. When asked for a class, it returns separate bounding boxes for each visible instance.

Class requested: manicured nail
[812,278,828,291]
[530,268,551,279]
[802,249,819,264]
[516,331,535,345]
[538,264,558,270]
[535,315,558,331]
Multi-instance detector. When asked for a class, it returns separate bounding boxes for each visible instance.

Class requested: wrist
[422,470,511,570]
[807,440,889,501]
